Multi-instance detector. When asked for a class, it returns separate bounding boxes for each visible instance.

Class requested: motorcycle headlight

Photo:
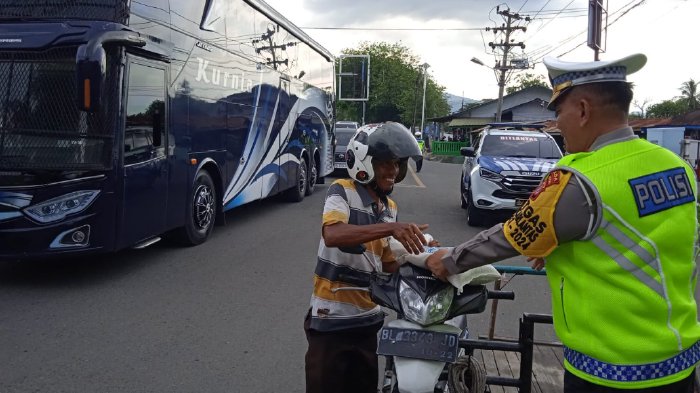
[479,168,503,181]
[399,281,454,325]
[24,190,100,224]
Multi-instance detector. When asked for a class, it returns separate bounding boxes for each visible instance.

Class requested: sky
[263,0,698,112]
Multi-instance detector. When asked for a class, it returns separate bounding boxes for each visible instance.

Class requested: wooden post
[488,276,503,340]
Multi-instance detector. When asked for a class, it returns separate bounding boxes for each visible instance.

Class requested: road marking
[405,164,425,188]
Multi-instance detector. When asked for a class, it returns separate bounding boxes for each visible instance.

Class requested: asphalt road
[0,159,588,392]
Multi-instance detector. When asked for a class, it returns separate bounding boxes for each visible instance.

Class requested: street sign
[338,55,370,101]
[587,0,607,52]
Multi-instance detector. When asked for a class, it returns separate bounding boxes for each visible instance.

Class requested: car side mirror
[461,147,475,157]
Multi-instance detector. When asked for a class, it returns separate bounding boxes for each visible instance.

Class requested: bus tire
[284,157,307,202]
[178,170,217,246]
[305,158,317,196]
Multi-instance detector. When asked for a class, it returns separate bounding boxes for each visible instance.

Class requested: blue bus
[0,0,336,259]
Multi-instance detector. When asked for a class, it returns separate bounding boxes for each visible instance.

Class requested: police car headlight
[24,190,100,224]
[479,168,504,181]
[399,281,454,325]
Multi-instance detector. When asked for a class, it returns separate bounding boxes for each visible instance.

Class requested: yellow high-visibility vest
[548,138,700,388]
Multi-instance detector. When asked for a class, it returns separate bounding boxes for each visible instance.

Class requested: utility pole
[420,62,429,136]
[411,71,421,132]
[487,7,528,121]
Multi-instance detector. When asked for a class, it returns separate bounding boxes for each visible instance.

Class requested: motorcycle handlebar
[487,290,515,300]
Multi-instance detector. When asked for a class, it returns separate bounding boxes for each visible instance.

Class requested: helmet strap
[370,180,394,197]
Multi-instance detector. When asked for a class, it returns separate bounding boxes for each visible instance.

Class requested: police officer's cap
[544,53,647,110]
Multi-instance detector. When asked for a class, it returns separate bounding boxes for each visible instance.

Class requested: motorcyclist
[304,122,428,393]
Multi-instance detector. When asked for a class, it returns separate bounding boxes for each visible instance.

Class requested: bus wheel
[179,170,217,245]
[305,159,317,196]
[284,157,307,202]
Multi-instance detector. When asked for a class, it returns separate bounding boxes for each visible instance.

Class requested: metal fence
[430,141,469,156]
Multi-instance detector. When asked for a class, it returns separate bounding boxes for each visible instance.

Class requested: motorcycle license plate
[377,327,459,363]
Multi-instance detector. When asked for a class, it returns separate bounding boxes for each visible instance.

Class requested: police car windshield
[335,130,355,146]
[481,134,562,159]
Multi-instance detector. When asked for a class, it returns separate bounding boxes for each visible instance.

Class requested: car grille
[335,152,346,161]
[492,174,544,199]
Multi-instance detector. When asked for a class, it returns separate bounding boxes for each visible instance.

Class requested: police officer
[426,53,700,392]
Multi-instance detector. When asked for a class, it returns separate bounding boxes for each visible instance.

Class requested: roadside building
[431,86,555,139]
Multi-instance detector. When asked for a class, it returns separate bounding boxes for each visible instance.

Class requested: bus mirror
[76,31,147,112]
[76,44,106,112]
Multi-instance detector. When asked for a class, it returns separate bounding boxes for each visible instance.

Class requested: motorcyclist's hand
[391,223,428,255]
[528,257,545,271]
[427,238,440,247]
[426,249,449,280]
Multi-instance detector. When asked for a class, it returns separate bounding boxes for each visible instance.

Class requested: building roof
[449,118,492,127]
[670,109,700,125]
[502,97,549,113]
[628,118,672,131]
[432,86,553,124]
[454,86,553,118]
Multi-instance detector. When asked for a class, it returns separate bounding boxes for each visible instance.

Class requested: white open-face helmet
[346,122,422,184]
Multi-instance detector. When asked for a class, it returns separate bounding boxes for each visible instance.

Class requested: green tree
[335,42,450,127]
[680,78,699,110]
[505,72,548,95]
[646,99,687,118]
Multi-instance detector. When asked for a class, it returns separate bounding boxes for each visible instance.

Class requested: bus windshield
[0,46,118,176]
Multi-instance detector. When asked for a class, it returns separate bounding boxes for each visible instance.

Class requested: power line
[528,0,647,63]
[534,13,588,20]
[556,0,647,58]
[528,0,576,39]
[300,26,483,31]
[521,8,586,15]
[517,0,530,13]
[530,0,552,21]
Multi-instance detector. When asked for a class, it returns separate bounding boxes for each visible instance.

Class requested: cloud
[267,0,700,104]
[304,0,495,26]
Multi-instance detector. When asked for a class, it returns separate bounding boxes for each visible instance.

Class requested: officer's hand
[426,249,450,280]
[391,223,428,255]
[528,257,545,271]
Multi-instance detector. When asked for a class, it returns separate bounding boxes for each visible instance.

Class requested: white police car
[460,124,563,226]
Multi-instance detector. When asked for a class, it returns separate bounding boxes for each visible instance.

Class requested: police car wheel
[460,180,468,209]
[466,193,485,227]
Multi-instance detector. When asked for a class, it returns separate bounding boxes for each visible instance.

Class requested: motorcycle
[336,262,513,393]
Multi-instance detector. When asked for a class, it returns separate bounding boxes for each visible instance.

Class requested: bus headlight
[24,190,100,224]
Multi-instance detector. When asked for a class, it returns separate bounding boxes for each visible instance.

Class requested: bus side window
[124,61,166,165]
